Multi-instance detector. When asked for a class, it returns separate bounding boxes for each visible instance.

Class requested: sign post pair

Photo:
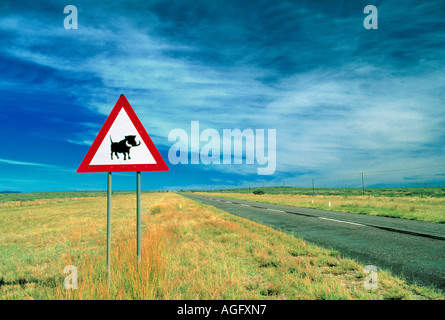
[77,94,168,286]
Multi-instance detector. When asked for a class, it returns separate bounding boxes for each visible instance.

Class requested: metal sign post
[77,95,169,289]
[136,171,141,263]
[107,172,112,288]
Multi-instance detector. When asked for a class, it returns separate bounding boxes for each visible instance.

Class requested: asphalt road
[180,193,445,292]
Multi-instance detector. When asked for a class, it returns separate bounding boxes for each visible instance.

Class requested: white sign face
[89,108,157,165]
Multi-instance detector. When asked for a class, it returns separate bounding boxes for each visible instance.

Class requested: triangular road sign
[77,95,169,173]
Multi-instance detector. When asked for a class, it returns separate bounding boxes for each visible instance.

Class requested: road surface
[180,193,445,292]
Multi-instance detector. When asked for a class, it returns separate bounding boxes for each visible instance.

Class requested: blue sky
[1,0,444,192]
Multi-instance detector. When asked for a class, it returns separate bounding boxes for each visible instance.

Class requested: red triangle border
[77,95,169,173]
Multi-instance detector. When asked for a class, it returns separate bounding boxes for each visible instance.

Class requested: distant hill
[0,191,21,194]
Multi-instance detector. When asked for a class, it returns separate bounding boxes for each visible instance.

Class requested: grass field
[0,191,443,300]
[194,187,445,223]
[0,190,163,203]
[199,186,445,198]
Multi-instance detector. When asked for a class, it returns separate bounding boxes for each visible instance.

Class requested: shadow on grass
[0,276,60,288]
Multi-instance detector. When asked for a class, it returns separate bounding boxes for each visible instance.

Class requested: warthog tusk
[126,140,141,147]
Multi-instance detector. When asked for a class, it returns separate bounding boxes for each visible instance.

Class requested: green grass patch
[196,186,445,198]
[195,189,445,223]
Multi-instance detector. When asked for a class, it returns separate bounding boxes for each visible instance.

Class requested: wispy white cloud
[0,158,54,167]
[0,158,74,173]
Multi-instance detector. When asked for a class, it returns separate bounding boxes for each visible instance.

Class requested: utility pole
[312,178,314,190]
[361,172,365,195]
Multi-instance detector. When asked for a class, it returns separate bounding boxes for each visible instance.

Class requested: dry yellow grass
[1,192,443,300]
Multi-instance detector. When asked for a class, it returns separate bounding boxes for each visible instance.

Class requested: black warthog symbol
[110,135,141,160]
